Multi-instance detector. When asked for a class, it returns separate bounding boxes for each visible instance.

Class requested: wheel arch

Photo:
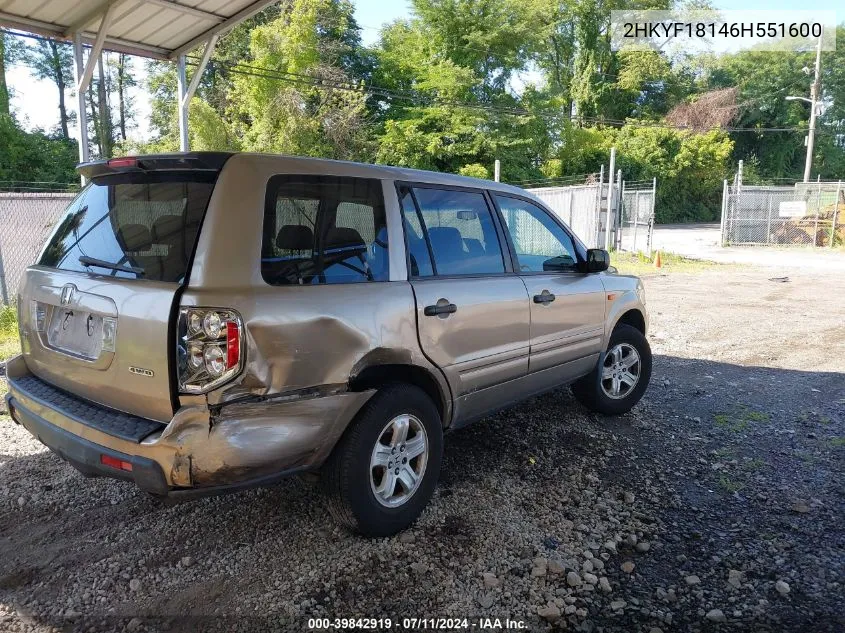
[613,308,646,336]
[348,363,450,426]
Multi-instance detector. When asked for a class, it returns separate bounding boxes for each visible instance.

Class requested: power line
[195,56,832,135]
[6,28,838,137]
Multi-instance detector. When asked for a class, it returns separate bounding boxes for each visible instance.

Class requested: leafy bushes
[542,124,734,223]
[0,115,78,186]
[614,127,733,224]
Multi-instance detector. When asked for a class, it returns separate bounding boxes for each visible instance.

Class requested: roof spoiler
[78,152,234,180]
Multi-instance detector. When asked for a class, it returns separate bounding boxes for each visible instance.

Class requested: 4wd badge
[129,367,154,377]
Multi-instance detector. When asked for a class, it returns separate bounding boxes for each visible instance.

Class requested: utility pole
[494,159,501,182]
[805,36,822,183]
[787,36,823,183]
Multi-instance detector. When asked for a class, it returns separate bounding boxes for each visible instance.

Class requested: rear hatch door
[18,154,229,423]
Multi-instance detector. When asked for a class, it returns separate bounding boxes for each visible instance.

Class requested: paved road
[650,223,845,271]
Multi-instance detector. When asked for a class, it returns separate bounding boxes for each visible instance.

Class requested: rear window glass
[261,175,388,285]
[38,173,215,283]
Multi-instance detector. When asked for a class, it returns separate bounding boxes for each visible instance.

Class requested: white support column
[175,35,219,153]
[604,147,616,251]
[73,32,90,183]
[177,55,189,152]
[70,1,116,181]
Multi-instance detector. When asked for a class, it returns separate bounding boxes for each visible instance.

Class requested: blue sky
[354,0,411,45]
[6,0,840,142]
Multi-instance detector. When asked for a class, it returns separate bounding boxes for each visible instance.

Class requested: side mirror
[584,248,609,273]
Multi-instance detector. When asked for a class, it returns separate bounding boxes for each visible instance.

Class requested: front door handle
[424,302,458,317]
[533,290,556,304]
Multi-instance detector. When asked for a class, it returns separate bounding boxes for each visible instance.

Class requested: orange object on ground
[654,251,662,268]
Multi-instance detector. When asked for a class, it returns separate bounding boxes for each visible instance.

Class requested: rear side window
[261,175,388,285]
[38,173,215,283]
[400,187,505,277]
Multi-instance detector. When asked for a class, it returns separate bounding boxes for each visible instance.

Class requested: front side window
[402,187,505,277]
[38,173,216,283]
[495,195,579,273]
[261,175,388,285]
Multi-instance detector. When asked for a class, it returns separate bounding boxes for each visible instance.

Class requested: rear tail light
[177,307,244,393]
[101,316,117,352]
[30,301,46,332]
[100,454,133,471]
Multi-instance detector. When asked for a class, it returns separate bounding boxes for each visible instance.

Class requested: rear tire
[321,383,442,537]
[572,324,652,415]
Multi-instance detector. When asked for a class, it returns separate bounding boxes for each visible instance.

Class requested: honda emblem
[60,285,75,306]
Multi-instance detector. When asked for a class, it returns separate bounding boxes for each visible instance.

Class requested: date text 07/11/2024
[308,617,528,630]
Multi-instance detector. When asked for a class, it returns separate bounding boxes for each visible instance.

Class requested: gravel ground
[1,266,843,633]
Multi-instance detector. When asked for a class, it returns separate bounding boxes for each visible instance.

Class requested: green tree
[21,38,74,139]
[229,0,372,158]
[1,31,25,117]
[704,48,813,178]
[114,53,136,141]
[613,125,733,222]
[0,115,77,184]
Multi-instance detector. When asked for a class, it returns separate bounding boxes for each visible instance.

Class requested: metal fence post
[605,149,616,251]
[720,179,728,246]
[831,180,842,248]
[650,177,657,254]
[618,180,626,251]
[0,242,9,305]
[766,192,773,244]
[632,190,639,253]
[614,169,622,250]
[594,165,605,248]
[814,182,822,246]
[729,173,738,244]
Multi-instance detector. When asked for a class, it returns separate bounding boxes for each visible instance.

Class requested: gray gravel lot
[1,266,843,633]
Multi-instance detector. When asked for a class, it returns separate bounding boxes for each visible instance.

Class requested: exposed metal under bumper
[5,394,169,495]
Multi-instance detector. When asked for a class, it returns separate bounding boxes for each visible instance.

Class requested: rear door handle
[533,291,556,304]
[424,302,458,316]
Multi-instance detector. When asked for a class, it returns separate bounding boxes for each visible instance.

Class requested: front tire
[322,383,443,537]
[572,324,652,415]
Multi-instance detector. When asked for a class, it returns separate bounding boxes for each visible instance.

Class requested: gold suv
[6,153,651,536]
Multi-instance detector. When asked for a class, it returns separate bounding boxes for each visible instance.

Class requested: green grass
[718,474,745,493]
[0,303,20,362]
[610,251,726,276]
[0,304,20,403]
[742,457,767,472]
[713,406,771,432]
[828,437,845,448]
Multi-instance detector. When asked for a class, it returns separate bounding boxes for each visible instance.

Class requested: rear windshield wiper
[78,256,145,276]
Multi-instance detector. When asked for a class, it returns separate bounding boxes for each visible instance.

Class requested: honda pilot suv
[5,152,651,536]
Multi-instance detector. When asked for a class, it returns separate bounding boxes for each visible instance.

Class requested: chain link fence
[721,180,844,247]
[0,192,76,304]
[527,175,655,254]
[617,180,656,255]
[527,183,604,247]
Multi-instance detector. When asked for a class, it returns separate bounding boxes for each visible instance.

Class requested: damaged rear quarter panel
[168,155,450,486]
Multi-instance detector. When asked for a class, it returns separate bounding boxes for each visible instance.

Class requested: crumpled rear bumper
[6,393,169,494]
[4,354,374,498]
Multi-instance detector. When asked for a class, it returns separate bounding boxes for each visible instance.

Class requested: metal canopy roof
[0,0,279,60]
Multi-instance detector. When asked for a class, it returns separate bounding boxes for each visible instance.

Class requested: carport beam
[73,32,90,183]
[177,55,189,151]
[177,35,219,152]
